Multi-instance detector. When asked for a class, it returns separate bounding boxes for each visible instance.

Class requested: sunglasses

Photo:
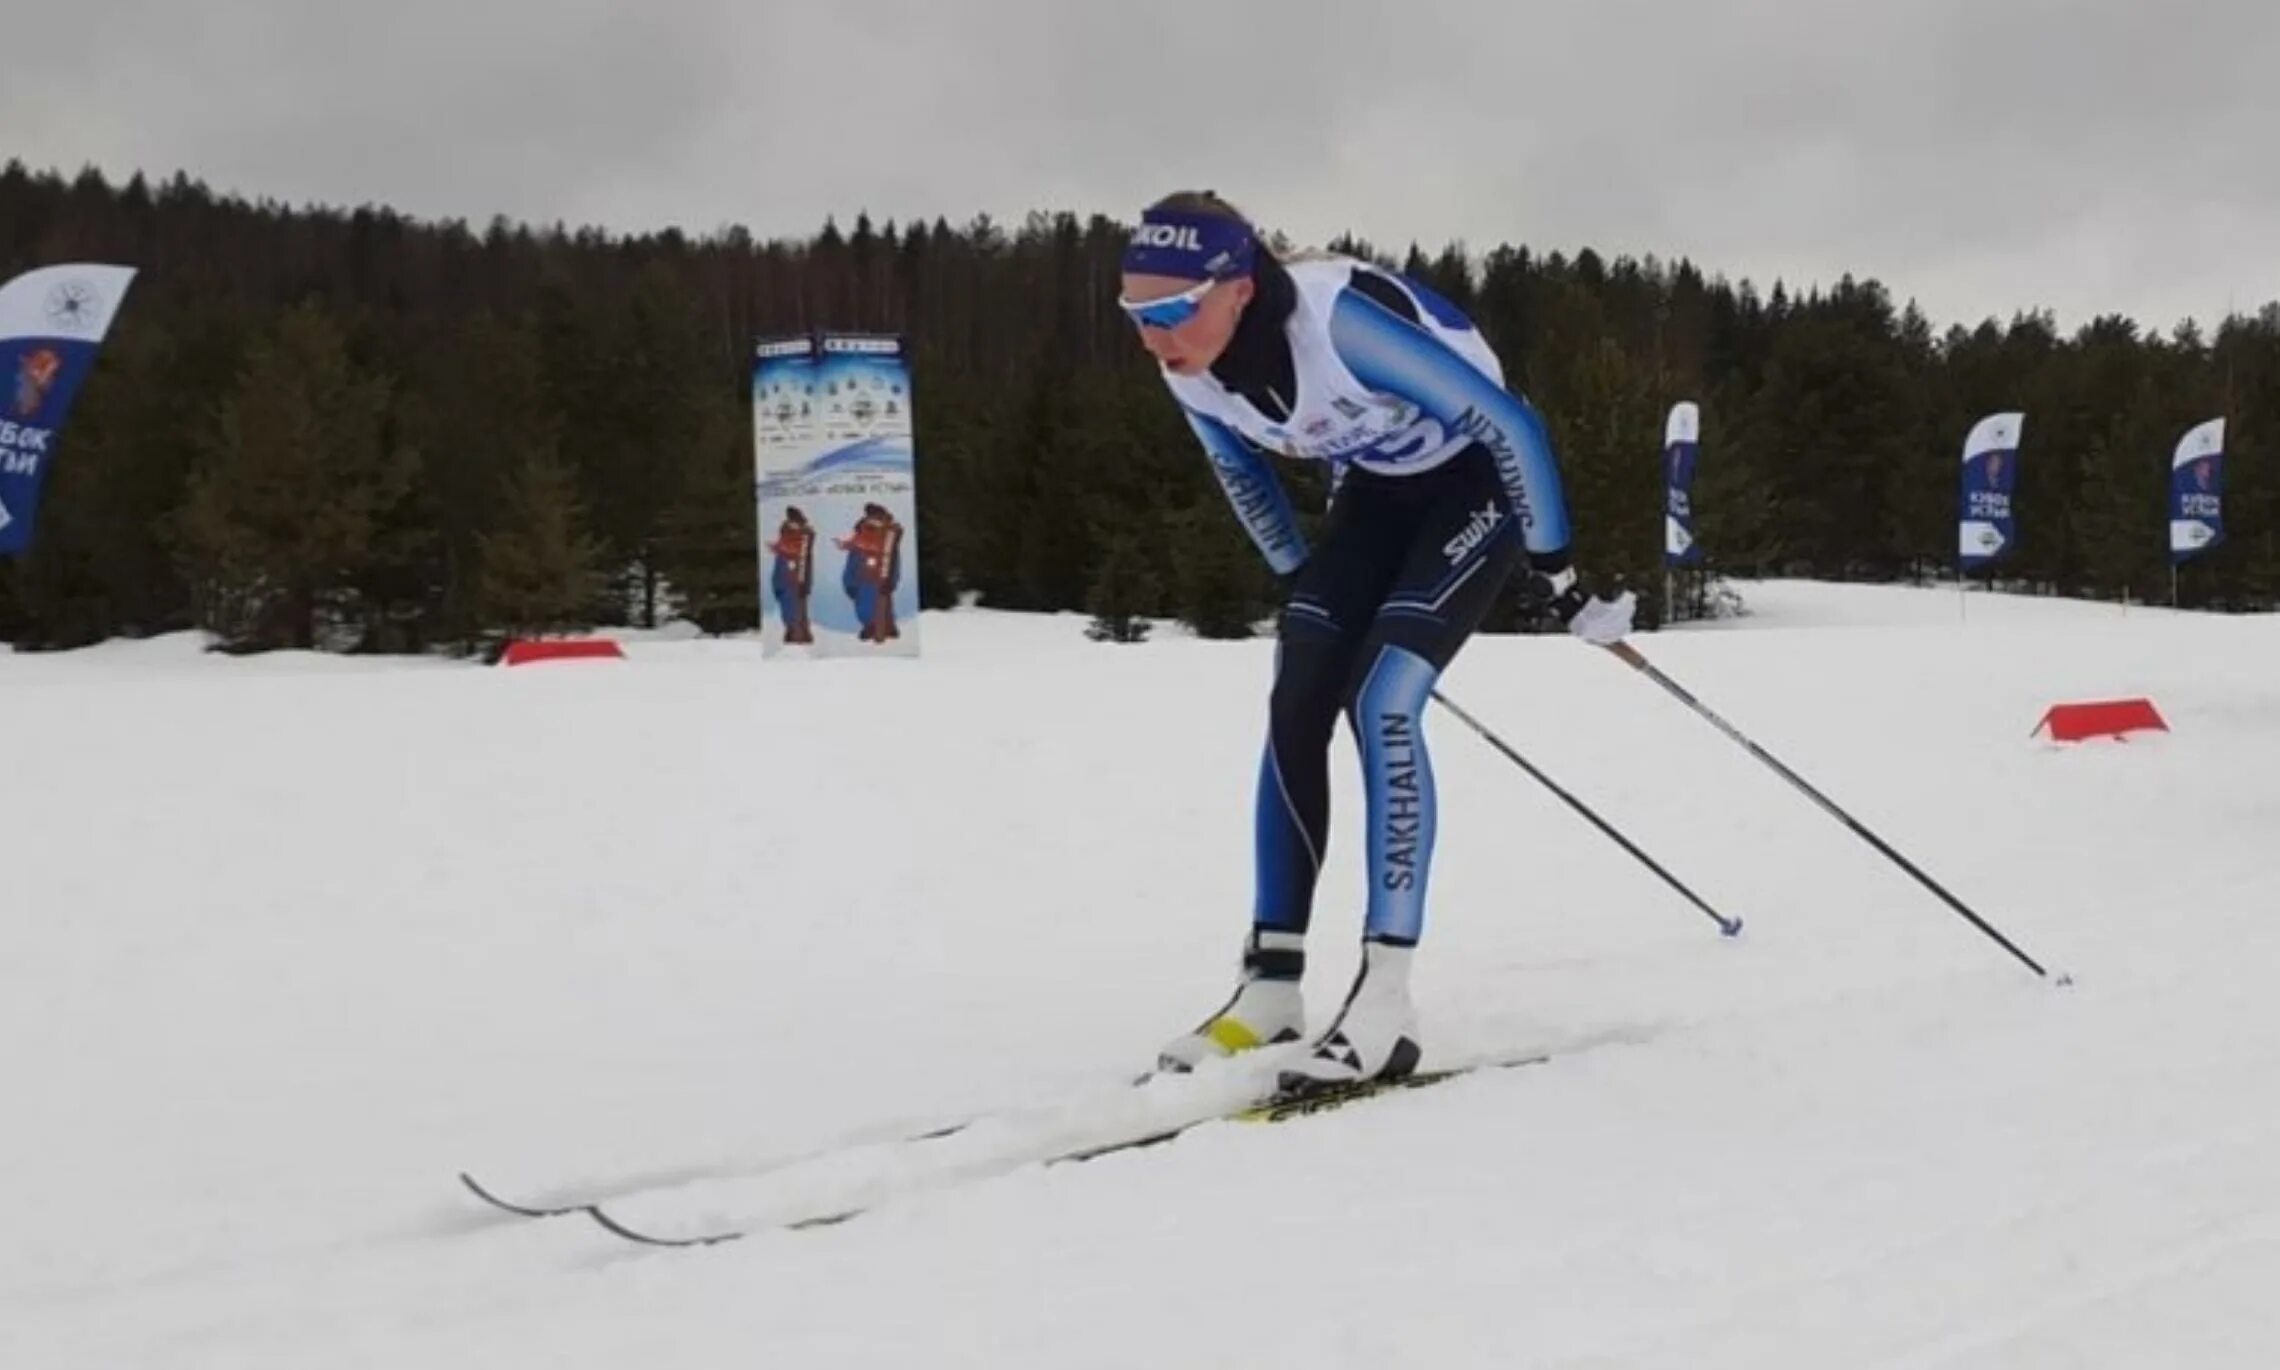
[1118,277,1216,331]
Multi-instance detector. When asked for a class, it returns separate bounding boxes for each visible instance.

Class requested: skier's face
[1121,272,1252,377]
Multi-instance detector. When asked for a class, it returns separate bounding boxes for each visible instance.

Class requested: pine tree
[10,152,2280,651]
[1516,281,1662,615]
[655,391,759,634]
[399,312,559,639]
[1169,505,1271,639]
[475,451,607,642]
[177,302,415,651]
[1085,530,1160,643]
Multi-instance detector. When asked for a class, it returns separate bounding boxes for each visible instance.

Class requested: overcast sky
[12,0,2276,332]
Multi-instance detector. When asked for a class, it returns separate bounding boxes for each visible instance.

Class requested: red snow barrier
[499,638,625,666]
[2032,697,2167,743]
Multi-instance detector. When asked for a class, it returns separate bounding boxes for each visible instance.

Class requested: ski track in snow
[5,580,2279,1368]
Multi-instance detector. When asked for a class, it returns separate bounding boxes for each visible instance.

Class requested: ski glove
[1541,567,1636,647]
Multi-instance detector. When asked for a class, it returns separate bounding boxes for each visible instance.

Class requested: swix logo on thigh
[1441,501,1504,564]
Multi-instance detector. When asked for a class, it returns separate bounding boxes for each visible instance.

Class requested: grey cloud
[8,0,2276,330]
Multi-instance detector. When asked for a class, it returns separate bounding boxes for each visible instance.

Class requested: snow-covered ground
[6,580,2278,1368]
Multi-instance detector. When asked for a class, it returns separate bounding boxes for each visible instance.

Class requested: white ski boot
[1157,929,1307,1073]
[1277,940,1421,1094]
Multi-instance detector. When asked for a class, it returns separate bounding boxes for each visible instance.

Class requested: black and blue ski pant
[1253,443,1525,947]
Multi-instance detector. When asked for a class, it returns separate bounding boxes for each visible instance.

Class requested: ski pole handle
[1603,641,1649,671]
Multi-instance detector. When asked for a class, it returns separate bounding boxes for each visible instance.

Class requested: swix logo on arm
[1441,501,1504,564]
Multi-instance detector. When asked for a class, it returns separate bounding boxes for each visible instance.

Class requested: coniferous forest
[6,158,2279,653]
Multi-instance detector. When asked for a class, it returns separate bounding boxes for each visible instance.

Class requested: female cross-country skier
[1120,191,1636,1093]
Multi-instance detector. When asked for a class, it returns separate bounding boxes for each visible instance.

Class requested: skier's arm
[1327,288,1574,570]
[1182,406,1307,576]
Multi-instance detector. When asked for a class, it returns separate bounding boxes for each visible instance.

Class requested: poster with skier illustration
[752,332,921,658]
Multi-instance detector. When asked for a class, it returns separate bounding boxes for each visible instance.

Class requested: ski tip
[458,1171,569,1219]
[788,1208,866,1231]
[586,1204,744,1248]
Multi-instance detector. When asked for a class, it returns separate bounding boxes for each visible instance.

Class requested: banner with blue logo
[752,332,921,658]
[0,263,138,557]
[1663,401,1702,568]
[2168,417,2225,564]
[1957,411,2025,571]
